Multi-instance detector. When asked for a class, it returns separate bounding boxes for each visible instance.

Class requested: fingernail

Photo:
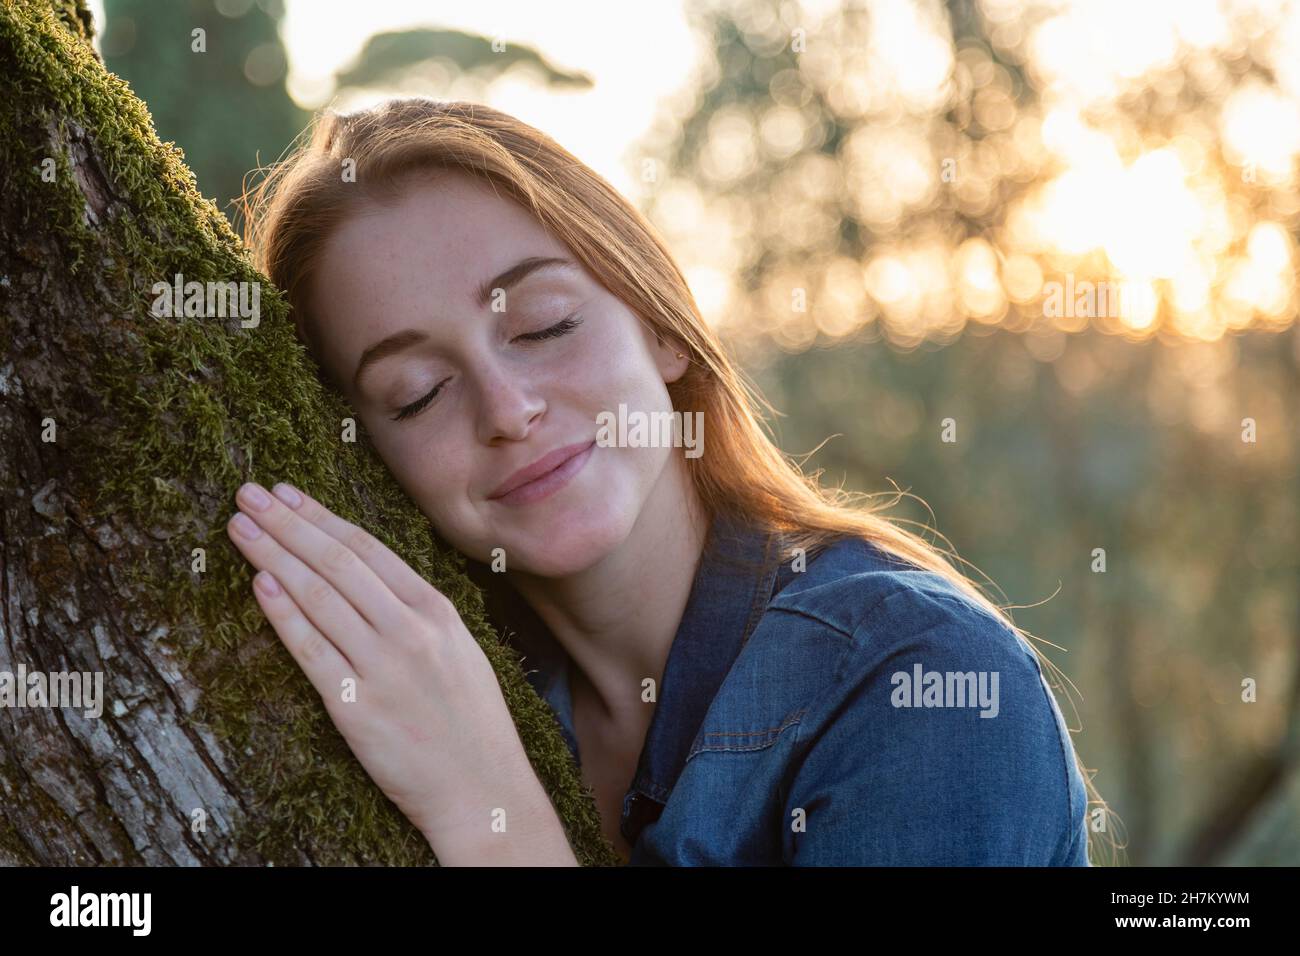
[254,571,282,597]
[231,512,262,539]
[238,482,272,511]
[272,483,303,509]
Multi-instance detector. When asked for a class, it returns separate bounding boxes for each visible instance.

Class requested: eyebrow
[475,256,577,310]
[351,255,580,391]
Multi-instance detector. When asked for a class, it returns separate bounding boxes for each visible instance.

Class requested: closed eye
[512,312,584,343]
[389,313,584,422]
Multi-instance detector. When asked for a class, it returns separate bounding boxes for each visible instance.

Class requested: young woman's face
[308,170,688,577]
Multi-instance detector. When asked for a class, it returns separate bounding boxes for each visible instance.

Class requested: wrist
[421,772,578,866]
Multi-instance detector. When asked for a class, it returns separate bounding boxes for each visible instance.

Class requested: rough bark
[0,0,617,866]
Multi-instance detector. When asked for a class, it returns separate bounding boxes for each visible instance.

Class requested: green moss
[0,0,619,866]
[52,0,95,45]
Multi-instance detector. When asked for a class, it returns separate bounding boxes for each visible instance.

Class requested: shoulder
[740,535,1087,864]
[767,534,1011,641]
[758,533,1044,678]
[736,534,1057,733]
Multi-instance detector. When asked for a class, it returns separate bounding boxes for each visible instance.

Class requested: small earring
[676,352,685,358]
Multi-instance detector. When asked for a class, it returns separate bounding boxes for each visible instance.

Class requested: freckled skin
[304,170,698,860]
[309,169,689,579]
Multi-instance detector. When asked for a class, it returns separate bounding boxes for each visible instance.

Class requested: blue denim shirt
[517,511,1090,866]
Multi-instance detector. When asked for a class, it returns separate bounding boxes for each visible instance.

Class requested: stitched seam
[687,708,806,759]
[766,605,854,640]
[768,579,913,641]
[738,533,782,650]
[700,710,807,738]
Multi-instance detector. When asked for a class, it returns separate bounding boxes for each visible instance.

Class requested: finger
[234,482,412,635]
[251,569,356,697]
[228,509,379,672]
[267,482,439,611]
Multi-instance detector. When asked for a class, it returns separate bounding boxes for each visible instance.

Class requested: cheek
[364,422,473,522]
[625,441,673,486]
[563,316,666,404]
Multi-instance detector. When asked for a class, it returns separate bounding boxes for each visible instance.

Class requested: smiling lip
[488,440,596,501]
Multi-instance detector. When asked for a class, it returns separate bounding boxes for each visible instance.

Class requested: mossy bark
[0,0,618,866]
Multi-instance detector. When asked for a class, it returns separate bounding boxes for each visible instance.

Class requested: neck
[506,454,710,726]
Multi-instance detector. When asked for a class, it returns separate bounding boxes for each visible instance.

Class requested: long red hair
[241,96,1116,865]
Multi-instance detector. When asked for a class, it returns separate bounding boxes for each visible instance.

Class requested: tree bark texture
[0,0,617,866]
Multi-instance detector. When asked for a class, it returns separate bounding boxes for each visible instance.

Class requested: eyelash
[389,313,584,422]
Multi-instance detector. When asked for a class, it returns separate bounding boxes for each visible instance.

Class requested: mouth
[488,440,597,505]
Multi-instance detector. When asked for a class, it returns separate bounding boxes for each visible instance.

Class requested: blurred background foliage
[92,0,1299,864]
[101,0,306,218]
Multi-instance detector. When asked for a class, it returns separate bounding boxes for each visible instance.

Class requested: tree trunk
[0,0,616,866]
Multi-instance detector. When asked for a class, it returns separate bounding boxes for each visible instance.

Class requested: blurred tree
[100,0,307,218]
[332,28,593,96]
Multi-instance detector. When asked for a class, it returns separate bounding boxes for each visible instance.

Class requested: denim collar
[534,509,785,846]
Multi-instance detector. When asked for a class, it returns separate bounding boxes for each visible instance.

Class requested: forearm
[421,773,580,866]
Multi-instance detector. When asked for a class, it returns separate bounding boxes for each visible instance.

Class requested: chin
[495,492,638,578]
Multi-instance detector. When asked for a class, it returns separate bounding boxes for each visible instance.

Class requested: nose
[473,359,546,444]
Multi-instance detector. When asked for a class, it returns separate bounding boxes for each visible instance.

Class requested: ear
[647,326,691,385]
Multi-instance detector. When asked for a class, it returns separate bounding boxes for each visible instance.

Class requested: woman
[232,97,1104,866]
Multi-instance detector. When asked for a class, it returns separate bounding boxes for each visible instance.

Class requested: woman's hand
[223,480,564,861]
